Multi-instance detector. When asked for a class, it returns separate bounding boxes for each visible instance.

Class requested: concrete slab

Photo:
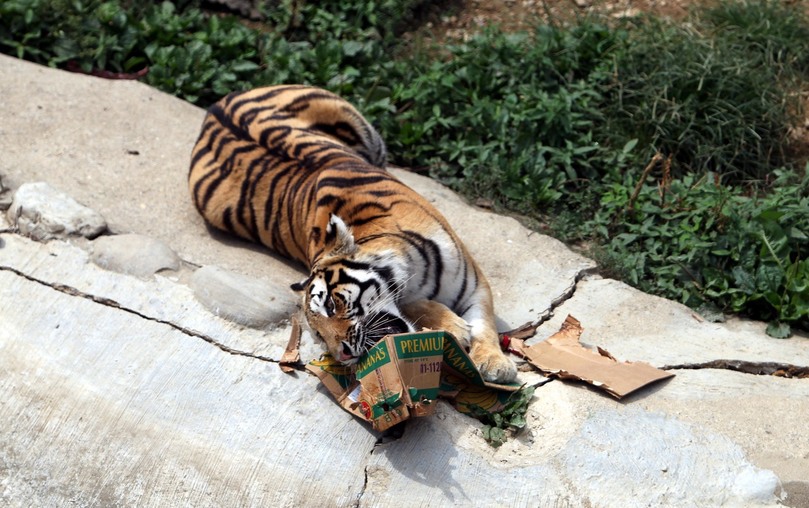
[0,269,373,507]
[1,53,808,506]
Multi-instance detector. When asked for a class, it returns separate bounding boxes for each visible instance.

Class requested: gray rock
[7,182,106,241]
[190,264,297,328]
[91,233,180,278]
[0,174,12,211]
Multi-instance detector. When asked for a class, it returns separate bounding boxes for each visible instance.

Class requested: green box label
[356,340,391,378]
[442,334,483,384]
[394,332,444,359]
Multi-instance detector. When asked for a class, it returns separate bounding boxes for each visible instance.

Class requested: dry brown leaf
[280,316,302,373]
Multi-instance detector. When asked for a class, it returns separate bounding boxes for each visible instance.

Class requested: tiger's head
[292,214,412,364]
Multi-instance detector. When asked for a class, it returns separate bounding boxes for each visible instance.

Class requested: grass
[1,0,807,335]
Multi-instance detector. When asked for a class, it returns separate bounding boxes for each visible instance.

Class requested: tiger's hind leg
[400,300,471,350]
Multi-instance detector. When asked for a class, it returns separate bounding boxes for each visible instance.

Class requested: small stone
[7,182,106,241]
[0,175,11,211]
[190,265,298,328]
[0,192,11,212]
[612,7,642,19]
[91,234,180,278]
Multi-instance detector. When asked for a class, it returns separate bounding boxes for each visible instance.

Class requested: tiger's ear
[325,214,357,256]
[291,273,313,291]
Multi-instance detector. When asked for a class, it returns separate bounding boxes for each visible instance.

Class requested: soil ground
[412,0,692,42]
[414,0,809,40]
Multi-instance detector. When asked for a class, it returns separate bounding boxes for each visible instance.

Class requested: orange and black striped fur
[189,85,516,383]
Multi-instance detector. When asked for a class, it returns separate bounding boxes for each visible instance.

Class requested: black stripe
[349,214,391,227]
[283,90,339,114]
[189,119,219,175]
[316,194,346,215]
[260,125,292,151]
[235,157,262,243]
[228,87,293,116]
[269,170,300,259]
[333,196,399,229]
[317,174,390,189]
[261,159,295,232]
[402,230,443,300]
[310,121,362,146]
[209,103,253,144]
[189,144,211,177]
[285,170,310,259]
[222,206,235,233]
[196,158,230,212]
[457,302,474,318]
[450,260,469,311]
[367,189,398,197]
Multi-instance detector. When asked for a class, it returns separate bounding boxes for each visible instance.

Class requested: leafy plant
[381,23,631,209]
[585,164,809,335]
[465,385,535,448]
[701,0,809,74]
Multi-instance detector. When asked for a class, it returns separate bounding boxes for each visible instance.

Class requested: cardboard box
[307,330,521,431]
[307,331,445,431]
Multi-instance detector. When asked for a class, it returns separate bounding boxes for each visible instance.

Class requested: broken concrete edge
[530,265,600,327]
[4,178,808,386]
[0,262,278,365]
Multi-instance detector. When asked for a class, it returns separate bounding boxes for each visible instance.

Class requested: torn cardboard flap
[520,315,674,399]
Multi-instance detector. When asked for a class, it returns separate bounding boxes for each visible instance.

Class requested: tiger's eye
[325,296,335,316]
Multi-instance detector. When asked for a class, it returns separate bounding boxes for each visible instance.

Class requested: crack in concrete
[530,266,598,329]
[0,264,276,364]
[519,268,809,381]
[663,360,809,379]
[354,466,371,508]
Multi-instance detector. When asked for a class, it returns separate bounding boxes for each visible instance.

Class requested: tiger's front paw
[471,343,518,383]
[401,299,471,350]
[442,312,472,351]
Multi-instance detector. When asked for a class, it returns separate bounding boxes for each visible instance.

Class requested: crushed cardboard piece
[280,317,302,373]
[521,315,674,399]
[501,320,540,341]
[307,331,445,431]
[499,321,538,358]
[307,330,523,431]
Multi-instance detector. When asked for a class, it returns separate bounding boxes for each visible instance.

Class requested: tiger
[188,85,517,383]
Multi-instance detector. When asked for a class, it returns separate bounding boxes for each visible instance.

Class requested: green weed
[585,165,809,335]
[465,385,536,448]
[381,23,630,208]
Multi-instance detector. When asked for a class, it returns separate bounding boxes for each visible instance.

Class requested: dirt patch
[408,0,694,45]
[412,0,809,43]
